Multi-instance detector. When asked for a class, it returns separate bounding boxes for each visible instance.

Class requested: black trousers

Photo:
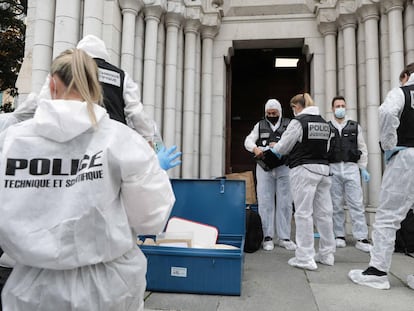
[0,248,13,311]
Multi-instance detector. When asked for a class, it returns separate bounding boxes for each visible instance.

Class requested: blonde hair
[290,93,314,108]
[50,49,103,126]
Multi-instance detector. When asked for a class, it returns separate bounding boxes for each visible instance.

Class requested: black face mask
[266,116,279,125]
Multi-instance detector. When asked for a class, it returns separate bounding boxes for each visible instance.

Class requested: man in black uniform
[327,96,371,253]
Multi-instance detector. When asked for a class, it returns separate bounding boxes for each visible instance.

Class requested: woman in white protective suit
[271,93,335,270]
[348,63,414,290]
[0,49,175,310]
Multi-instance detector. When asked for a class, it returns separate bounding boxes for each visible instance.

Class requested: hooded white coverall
[0,97,175,311]
[0,35,154,140]
[273,106,335,263]
[369,74,414,272]
[329,118,369,240]
[244,100,293,241]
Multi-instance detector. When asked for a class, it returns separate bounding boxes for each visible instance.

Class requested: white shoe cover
[315,253,334,266]
[288,257,317,271]
[263,240,274,251]
[348,269,390,290]
[278,240,297,251]
[335,238,346,248]
[407,275,414,290]
[355,241,372,253]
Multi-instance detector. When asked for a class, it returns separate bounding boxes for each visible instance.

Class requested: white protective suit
[329,118,369,240]
[244,101,293,241]
[370,73,414,272]
[273,106,335,263]
[0,97,175,311]
[0,35,154,141]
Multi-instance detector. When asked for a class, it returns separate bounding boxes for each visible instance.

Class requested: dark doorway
[226,47,310,174]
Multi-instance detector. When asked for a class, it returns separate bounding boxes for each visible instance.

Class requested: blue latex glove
[384,146,407,164]
[360,168,370,183]
[270,147,282,159]
[157,145,182,170]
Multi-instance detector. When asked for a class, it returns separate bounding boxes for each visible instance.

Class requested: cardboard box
[224,171,257,205]
[139,178,246,296]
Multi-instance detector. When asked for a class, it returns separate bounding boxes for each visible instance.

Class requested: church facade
[19,0,414,218]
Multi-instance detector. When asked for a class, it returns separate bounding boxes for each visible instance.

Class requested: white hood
[76,35,110,62]
[33,99,107,143]
[264,98,283,118]
[264,98,283,128]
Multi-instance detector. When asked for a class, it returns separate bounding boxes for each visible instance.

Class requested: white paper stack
[165,217,218,248]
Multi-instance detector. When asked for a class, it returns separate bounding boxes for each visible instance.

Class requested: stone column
[210,42,229,178]
[359,4,382,209]
[174,27,184,178]
[307,38,326,117]
[357,21,368,206]
[380,12,391,101]
[181,18,200,178]
[200,26,217,178]
[193,34,202,177]
[53,0,81,59]
[142,4,164,120]
[337,30,345,97]
[24,0,37,57]
[155,18,165,128]
[119,0,143,74]
[357,22,367,135]
[338,14,358,121]
[404,2,414,63]
[383,0,405,88]
[318,22,337,121]
[31,0,56,92]
[163,9,183,153]
[15,1,37,101]
[83,0,104,37]
[134,13,145,91]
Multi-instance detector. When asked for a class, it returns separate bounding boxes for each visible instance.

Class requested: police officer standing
[244,99,296,251]
[271,93,336,270]
[328,96,371,252]
[349,63,414,290]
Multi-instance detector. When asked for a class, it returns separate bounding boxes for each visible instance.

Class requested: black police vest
[328,120,361,163]
[94,58,127,124]
[397,84,414,147]
[288,114,330,169]
[254,118,290,169]
[255,118,290,147]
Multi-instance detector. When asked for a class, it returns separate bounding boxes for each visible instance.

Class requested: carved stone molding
[338,13,358,30]
[338,0,357,15]
[200,25,218,39]
[358,3,380,23]
[184,18,201,34]
[318,21,338,36]
[165,1,185,27]
[144,1,166,21]
[382,0,405,14]
[119,0,144,14]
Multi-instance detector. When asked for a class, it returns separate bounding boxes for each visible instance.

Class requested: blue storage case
[139,178,246,296]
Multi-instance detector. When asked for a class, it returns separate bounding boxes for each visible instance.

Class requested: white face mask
[334,107,346,119]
